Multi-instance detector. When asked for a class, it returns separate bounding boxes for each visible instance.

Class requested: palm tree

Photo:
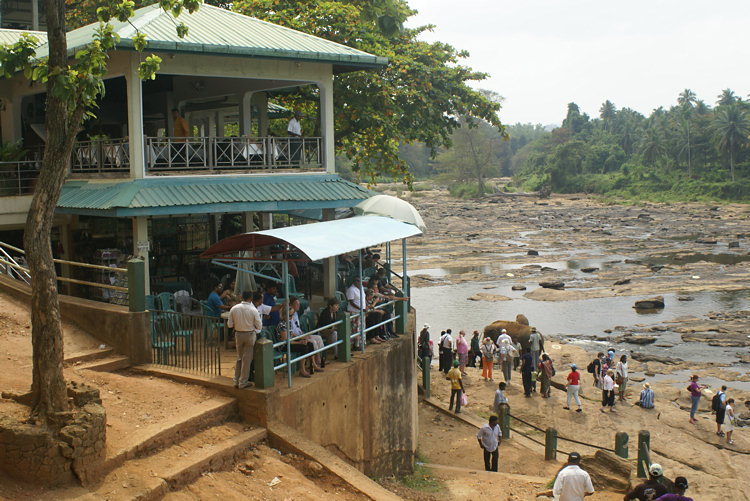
[676,90,698,176]
[599,100,616,131]
[677,89,697,109]
[639,121,666,166]
[712,104,750,182]
[717,88,736,107]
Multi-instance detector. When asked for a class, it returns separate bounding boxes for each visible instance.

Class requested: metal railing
[0,160,41,196]
[145,136,209,171]
[149,309,223,376]
[71,138,130,173]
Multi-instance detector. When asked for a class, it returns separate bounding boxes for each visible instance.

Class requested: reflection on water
[411,280,750,364]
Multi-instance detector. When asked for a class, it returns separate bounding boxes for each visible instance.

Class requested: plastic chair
[157,291,176,312]
[334,290,348,310]
[200,301,223,344]
[149,311,175,364]
[300,310,317,333]
[167,311,194,356]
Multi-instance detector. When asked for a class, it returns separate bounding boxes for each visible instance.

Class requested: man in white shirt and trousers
[287,110,303,166]
[552,452,595,501]
[227,291,263,389]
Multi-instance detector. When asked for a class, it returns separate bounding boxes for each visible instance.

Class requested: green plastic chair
[149,311,175,364]
[300,310,317,333]
[167,311,194,356]
[157,291,176,311]
[200,301,223,344]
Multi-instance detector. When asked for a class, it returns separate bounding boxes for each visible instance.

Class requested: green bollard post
[545,428,557,461]
[615,431,629,458]
[395,299,407,335]
[127,258,145,313]
[253,338,274,389]
[637,430,650,478]
[338,311,352,363]
[422,357,431,398]
[498,406,511,440]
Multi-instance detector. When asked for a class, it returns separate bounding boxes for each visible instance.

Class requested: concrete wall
[0,275,150,363]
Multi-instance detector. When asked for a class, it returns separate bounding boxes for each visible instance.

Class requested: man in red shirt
[565,363,583,412]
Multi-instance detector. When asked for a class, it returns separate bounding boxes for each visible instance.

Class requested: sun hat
[423,323,430,329]
[643,382,651,389]
[649,463,663,477]
[501,329,507,333]
[675,477,688,489]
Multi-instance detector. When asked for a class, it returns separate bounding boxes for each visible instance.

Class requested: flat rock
[527,250,539,256]
[467,292,511,302]
[634,296,665,310]
[614,279,631,285]
[581,267,599,273]
[728,241,740,248]
[623,335,657,345]
[630,353,679,364]
[539,281,565,290]
[511,285,527,291]
[696,237,717,244]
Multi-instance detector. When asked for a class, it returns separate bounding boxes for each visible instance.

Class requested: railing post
[421,356,430,398]
[253,338,274,389]
[395,298,407,335]
[127,258,145,313]
[615,431,629,458]
[545,427,557,461]
[637,430,650,478]
[498,406,510,439]
[338,311,352,362]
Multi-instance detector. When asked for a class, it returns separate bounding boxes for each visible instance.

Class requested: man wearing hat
[529,326,543,369]
[287,110,304,165]
[624,463,674,500]
[655,476,691,501]
[418,324,432,368]
[552,451,594,500]
[636,382,655,409]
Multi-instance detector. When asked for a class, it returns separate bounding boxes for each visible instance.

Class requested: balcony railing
[72,138,130,174]
[0,160,41,196]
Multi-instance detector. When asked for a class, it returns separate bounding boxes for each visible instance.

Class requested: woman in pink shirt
[456,330,470,376]
[687,374,702,424]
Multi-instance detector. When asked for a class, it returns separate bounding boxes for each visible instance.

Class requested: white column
[255,93,269,137]
[133,216,151,295]
[239,92,253,136]
[260,213,273,230]
[125,56,146,179]
[317,78,335,173]
[0,98,22,143]
[322,208,336,298]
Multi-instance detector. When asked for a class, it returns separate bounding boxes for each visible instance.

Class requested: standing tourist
[287,110,304,165]
[687,375,702,424]
[227,291,262,389]
[552,452,594,501]
[440,329,454,375]
[539,353,554,398]
[656,476,692,501]
[615,355,629,402]
[171,108,189,139]
[601,369,616,412]
[346,277,365,347]
[418,324,432,369]
[529,327,543,369]
[480,337,496,381]
[493,381,509,414]
[714,385,727,437]
[521,347,534,397]
[499,339,514,383]
[469,330,481,368]
[476,415,502,472]
[564,364,582,412]
[456,330,469,376]
[592,352,604,389]
[636,382,655,409]
[446,360,465,414]
[725,398,736,445]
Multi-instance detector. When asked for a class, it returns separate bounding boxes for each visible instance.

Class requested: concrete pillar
[338,311,351,362]
[260,213,273,230]
[421,357,430,398]
[132,216,150,295]
[253,92,269,136]
[0,98,22,143]
[637,430,650,478]
[243,212,255,232]
[498,406,510,439]
[239,92,253,136]
[321,208,336,298]
[254,338,274,389]
[58,221,73,295]
[615,431,629,459]
[125,55,146,179]
[127,259,146,313]
[317,78,335,173]
[32,0,40,31]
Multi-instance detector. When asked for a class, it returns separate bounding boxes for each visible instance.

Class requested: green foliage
[448,182,483,199]
[398,462,443,492]
[230,0,505,186]
[512,90,750,202]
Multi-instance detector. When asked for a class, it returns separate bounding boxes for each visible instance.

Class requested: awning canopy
[201,215,422,261]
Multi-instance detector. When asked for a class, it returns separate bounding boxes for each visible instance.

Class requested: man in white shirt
[346,277,366,345]
[439,329,453,374]
[287,110,303,165]
[497,328,512,346]
[552,452,594,501]
[476,415,502,472]
[227,291,263,389]
[529,327,543,369]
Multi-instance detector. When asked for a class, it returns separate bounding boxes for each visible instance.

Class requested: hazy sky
[406,0,750,126]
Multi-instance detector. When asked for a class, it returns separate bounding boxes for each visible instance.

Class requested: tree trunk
[24,0,82,423]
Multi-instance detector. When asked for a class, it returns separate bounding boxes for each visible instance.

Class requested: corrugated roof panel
[36,4,386,69]
[0,28,47,47]
[57,174,371,213]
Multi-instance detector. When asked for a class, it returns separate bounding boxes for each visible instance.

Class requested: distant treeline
[394,89,750,202]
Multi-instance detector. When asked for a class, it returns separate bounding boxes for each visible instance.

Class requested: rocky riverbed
[385,185,749,385]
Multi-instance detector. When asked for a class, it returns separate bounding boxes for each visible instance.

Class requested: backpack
[712,391,723,413]
[587,360,596,374]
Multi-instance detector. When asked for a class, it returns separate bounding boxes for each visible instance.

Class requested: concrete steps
[80,424,266,501]
[72,355,131,372]
[64,347,117,366]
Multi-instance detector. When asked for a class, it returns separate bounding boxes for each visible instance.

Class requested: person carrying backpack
[588,352,604,389]
[713,385,727,437]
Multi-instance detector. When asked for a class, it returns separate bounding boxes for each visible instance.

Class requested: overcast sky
[406,0,750,126]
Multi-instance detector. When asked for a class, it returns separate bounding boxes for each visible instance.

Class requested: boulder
[614,279,631,286]
[580,450,633,493]
[511,285,527,291]
[527,250,540,256]
[696,237,717,244]
[581,267,599,273]
[630,353,679,364]
[634,296,665,310]
[623,335,657,345]
[728,241,740,248]
[539,281,565,290]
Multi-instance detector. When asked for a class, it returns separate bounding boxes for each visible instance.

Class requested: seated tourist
[316,298,340,358]
[220,279,240,308]
[207,282,229,317]
[276,323,314,377]
[364,288,387,344]
[289,298,324,371]
[636,382,655,409]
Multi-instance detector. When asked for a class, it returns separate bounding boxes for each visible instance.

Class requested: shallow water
[411,279,750,366]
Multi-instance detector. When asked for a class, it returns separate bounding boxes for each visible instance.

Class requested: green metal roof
[56,174,373,217]
[34,4,387,72]
[0,28,47,47]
